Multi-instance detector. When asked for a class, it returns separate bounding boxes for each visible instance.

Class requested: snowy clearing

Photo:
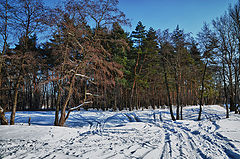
[1,105,240,159]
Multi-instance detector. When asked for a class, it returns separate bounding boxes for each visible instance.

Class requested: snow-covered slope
[1,105,240,159]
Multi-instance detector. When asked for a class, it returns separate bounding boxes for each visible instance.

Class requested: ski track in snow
[0,105,240,159]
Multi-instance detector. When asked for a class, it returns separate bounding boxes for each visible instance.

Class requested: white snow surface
[1,105,240,159]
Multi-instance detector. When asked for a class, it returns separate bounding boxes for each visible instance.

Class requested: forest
[0,0,240,126]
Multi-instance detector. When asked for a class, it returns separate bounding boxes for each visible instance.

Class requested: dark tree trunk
[234,60,238,114]
[46,84,49,109]
[130,51,140,111]
[54,83,62,126]
[180,105,183,120]
[228,64,235,112]
[223,63,229,118]
[198,61,208,121]
[163,62,176,121]
[174,67,180,120]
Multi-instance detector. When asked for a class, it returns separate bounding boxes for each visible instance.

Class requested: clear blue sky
[118,0,237,36]
[45,0,237,36]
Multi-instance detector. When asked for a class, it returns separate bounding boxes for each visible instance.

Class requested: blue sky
[118,0,237,36]
[45,0,237,36]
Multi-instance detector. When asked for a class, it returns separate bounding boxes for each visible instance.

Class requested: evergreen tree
[129,21,147,109]
[141,27,159,108]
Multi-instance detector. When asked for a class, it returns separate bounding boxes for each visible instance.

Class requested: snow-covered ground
[1,105,240,159]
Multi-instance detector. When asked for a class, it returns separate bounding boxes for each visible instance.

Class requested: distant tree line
[0,0,240,125]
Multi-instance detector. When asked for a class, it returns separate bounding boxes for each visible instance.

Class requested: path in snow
[0,105,240,159]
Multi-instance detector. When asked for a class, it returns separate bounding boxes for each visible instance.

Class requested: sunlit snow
[1,105,240,159]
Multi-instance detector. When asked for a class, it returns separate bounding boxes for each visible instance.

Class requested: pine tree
[141,27,159,108]
[129,21,147,110]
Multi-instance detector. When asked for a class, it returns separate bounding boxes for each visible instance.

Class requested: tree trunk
[180,105,183,120]
[223,63,229,118]
[54,83,62,126]
[10,78,20,125]
[163,62,176,121]
[130,52,140,111]
[174,67,180,120]
[113,86,117,111]
[234,59,239,114]
[58,76,75,126]
[198,61,208,121]
[228,63,235,112]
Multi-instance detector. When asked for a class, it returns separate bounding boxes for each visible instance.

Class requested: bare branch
[69,101,93,111]
[65,101,93,121]
[75,73,90,79]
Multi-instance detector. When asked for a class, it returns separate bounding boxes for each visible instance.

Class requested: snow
[1,105,240,159]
